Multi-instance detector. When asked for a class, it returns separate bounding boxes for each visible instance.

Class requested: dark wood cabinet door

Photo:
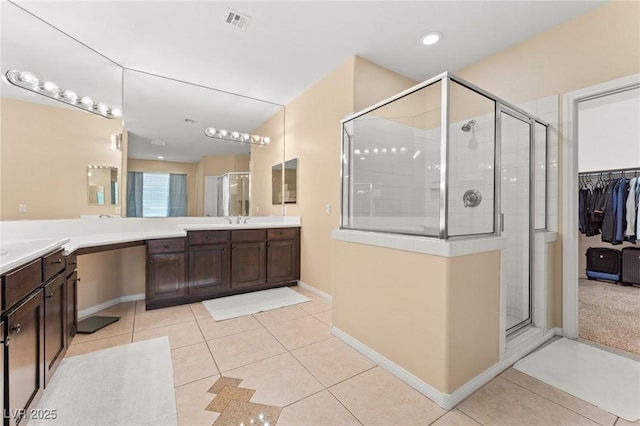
[189,244,230,298]
[6,290,45,426]
[231,242,266,289]
[266,239,297,284]
[65,271,78,347]
[43,273,66,386]
[1,320,4,425]
[146,253,187,305]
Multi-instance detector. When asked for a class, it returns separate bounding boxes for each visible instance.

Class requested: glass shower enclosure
[340,72,548,335]
[218,172,250,217]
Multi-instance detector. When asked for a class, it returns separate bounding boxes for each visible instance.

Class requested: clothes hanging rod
[579,167,640,176]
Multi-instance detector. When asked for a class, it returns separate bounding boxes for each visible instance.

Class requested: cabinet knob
[52,259,63,264]
[149,260,154,264]
[68,262,77,267]
[2,337,8,347]
[76,278,81,282]
[46,292,54,299]
[10,324,21,334]
[164,244,169,248]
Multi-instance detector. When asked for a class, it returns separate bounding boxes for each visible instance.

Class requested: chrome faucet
[235,215,242,224]
[223,217,233,224]
[242,217,251,224]
[99,214,112,218]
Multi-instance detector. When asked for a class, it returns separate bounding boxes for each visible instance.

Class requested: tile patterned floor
[66,287,638,426]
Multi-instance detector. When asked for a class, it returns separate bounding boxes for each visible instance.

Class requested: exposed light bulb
[262,137,271,145]
[205,128,217,137]
[241,133,250,141]
[96,103,108,113]
[391,147,397,153]
[373,148,379,154]
[219,129,229,137]
[41,81,58,93]
[363,149,370,154]
[381,148,387,153]
[110,108,122,117]
[80,96,93,107]
[231,131,240,139]
[18,71,37,85]
[400,147,408,152]
[61,89,78,101]
[354,149,361,155]
[252,135,261,143]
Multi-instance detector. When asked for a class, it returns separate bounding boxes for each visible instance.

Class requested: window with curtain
[127,171,188,217]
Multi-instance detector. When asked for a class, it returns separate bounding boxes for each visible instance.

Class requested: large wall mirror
[123,69,285,218]
[1,2,123,220]
[1,1,286,220]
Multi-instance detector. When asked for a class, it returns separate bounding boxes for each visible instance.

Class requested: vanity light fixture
[4,70,122,119]
[204,127,271,146]
[421,32,442,46]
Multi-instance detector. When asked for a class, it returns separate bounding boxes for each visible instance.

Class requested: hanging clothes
[579,171,640,245]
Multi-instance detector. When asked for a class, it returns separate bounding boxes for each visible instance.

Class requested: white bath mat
[27,337,176,426]
[514,338,640,422]
[202,287,310,321]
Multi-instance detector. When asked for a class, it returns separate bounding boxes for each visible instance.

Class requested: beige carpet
[579,279,640,356]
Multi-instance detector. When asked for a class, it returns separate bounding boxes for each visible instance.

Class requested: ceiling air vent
[225,8,251,30]
[150,140,166,146]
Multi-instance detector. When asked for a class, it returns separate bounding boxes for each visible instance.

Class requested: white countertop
[0,216,301,275]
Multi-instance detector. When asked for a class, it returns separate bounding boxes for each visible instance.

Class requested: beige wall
[127,158,198,216]
[251,108,285,216]
[282,58,356,294]
[77,245,145,312]
[1,98,123,220]
[194,154,251,215]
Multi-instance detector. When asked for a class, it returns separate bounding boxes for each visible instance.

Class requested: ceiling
[2,1,606,162]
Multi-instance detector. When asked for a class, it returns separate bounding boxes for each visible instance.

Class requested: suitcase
[585,247,621,282]
[621,247,640,285]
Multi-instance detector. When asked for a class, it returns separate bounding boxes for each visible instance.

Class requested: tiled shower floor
[65,286,635,426]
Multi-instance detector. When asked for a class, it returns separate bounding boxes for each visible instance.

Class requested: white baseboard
[296,280,332,302]
[78,293,145,319]
[331,324,559,410]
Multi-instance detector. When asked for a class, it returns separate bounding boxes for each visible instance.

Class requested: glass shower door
[500,108,532,334]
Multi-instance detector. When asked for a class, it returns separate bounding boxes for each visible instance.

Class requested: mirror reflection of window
[126,171,188,217]
[87,166,119,206]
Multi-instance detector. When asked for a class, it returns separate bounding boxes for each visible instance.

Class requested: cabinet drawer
[267,227,298,241]
[231,229,266,242]
[188,230,229,245]
[65,253,78,274]
[2,258,42,311]
[43,249,65,282]
[147,238,186,254]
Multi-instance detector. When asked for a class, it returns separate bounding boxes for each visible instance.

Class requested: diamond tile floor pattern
[66,286,638,426]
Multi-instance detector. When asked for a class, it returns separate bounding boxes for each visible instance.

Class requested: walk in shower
[341,72,548,335]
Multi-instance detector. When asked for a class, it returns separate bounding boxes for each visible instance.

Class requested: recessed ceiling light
[157,156,164,160]
[184,118,196,123]
[421,32,442,46]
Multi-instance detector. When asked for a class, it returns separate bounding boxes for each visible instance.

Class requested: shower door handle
[501,213,505,233]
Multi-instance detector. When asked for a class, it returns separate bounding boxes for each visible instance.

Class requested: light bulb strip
[204,127,271,146]
[4,70,121,119]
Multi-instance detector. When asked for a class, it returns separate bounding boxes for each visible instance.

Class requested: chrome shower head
[461,119,476,132]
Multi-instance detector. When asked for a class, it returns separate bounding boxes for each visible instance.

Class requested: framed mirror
[284,158,298,204]
[88,166,119,205]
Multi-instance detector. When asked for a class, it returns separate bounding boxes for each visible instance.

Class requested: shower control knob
[463,189,482,208]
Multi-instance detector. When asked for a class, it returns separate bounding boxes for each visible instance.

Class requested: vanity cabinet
[145,227,300,310]
[266,228,300,284]
[5,289,45,426]
[146,238,188,309]
[1,320,4,425]
[188,231,230,298]
[231,229,267,289]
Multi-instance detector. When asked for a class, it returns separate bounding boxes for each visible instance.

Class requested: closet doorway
[563,75,640,357]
